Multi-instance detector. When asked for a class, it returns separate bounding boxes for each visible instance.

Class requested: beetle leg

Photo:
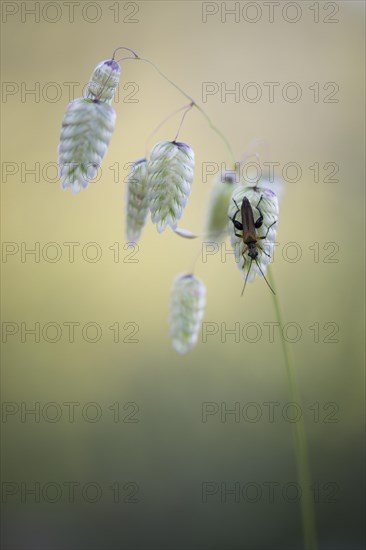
[258,219,277,240]
[228,201,244,232]
[232,198,241,211]
[254,195,264,229]
[257,243,271,258]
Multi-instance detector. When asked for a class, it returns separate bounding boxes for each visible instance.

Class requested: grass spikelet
[148,141,195,233]
[205,170,238,241]
[85,59,121,104]
[170,274,206,355]
[58,98,116,193]
[125,159,150,242]
[228,185,279,284]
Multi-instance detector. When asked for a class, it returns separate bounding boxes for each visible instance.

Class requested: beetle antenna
[241,258,252,296]
[255,258,275,294]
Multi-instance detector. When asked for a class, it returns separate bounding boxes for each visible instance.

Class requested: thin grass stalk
[267,266,317,550]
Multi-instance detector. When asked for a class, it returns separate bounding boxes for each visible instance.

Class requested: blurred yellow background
[1,1,364,549]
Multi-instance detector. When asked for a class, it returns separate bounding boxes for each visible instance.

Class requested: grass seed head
[170,273,206,355]
[148,141,195,233]
[58,98,116,193]
[85,59,121,104]
[125,159,150,242]
[205,170,238,242]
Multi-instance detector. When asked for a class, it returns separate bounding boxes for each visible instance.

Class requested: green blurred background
[1,1,364,549]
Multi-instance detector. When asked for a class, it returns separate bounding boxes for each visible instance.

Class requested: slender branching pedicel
[148,141,195,233]
[170,274,206,355]
[58,60,120,193]
[228,185,279,286]
[205,170,238,242]
[125,159,150,242]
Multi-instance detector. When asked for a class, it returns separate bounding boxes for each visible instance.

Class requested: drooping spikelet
[148,141,195,233]
[227,185,279,284]
[58,98,116,193]
[204,169,238,241]
[170,274,206,355]
[125,159,150,242]
[58,59,120,193]
[84,59,121,104]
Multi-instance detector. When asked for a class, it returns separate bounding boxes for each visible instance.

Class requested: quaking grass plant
[58,46,317,550]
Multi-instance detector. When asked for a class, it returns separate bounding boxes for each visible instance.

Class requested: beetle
[229,194,277,295]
